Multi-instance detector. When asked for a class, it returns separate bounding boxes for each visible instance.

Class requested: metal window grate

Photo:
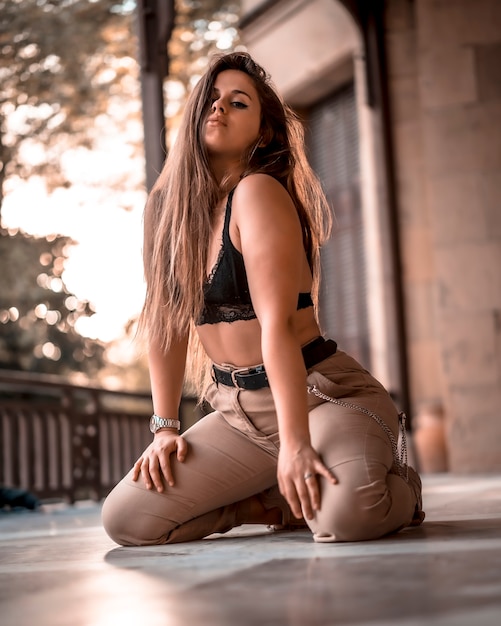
[0,371,202,503]
[307,82,370,367]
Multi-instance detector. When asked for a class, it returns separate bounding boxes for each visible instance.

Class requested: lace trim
[206,243,224,285]
[197,303,257,325]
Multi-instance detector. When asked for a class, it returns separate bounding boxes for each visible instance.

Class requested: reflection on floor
[1,474,501,626]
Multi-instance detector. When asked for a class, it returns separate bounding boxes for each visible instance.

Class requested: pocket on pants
[306,368,372,408]
[235,388,280,452]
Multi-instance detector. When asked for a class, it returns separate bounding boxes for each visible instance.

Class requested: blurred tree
[0,0,139,204]
[165,0,241,145]
[0,0,137,377]
[0,229,104,376]
[0,0,242,382]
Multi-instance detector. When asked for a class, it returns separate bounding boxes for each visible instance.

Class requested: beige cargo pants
[102,350,420,546]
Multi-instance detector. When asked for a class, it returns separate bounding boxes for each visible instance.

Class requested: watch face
[149,415,179,433]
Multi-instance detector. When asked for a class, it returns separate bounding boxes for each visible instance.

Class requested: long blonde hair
[139,52,332,395]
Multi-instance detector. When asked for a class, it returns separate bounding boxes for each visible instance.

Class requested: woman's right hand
[132,430,188,492]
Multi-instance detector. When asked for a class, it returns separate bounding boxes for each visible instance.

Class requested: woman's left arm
[233,175,336,521]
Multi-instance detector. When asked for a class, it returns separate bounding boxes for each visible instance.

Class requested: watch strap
[150,414,181,432]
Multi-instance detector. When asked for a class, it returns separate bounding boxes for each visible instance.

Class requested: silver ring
[304,472,314,481]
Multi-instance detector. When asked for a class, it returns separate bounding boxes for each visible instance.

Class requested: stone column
[392,0,501,472]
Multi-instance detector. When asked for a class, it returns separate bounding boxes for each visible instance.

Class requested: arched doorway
[239,0,408,411]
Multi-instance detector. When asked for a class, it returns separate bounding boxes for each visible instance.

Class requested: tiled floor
[1,474,501,626]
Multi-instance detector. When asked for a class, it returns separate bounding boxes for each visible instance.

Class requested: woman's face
[204,69,262,163]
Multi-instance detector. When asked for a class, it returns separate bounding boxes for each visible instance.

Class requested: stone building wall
[385,0,501,471]
[240,0,406,398]
[240,0,501,472]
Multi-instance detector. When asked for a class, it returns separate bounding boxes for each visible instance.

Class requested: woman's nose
[212,100,225,113]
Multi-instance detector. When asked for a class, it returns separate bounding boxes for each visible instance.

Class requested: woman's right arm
[132,333,189,492]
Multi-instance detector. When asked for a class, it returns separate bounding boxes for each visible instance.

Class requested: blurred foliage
[170,0,241,85]
[0,0,138,199]
[0,0,241,384]
[165,0,242,143]
[0,0,136,378]
[0,230,104,375]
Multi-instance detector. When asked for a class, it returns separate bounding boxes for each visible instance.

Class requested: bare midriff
[196,306,321,368]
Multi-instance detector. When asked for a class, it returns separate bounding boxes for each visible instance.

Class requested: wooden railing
[0,370,202,503]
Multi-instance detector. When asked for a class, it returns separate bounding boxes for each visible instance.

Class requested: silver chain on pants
[307,385,409,481]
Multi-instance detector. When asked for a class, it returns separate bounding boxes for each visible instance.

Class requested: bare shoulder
[230,175,302,254]
[232,174,296,220]
[235,173,285,196]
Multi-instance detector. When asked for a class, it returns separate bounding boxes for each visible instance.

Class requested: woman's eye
[232,101,248,109]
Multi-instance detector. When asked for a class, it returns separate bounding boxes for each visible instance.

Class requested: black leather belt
[212,337,337,390]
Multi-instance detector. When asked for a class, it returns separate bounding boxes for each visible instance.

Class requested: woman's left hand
[277,442,337,521]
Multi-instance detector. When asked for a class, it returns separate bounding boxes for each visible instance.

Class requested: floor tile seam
[139,535,501,563]
[4,508,501,543]
[0,526,109,542]
[0,561,110,575]
[363,605,501,626]
[423,482,501,494]
[424,513,501,521]
[2,535,501,576]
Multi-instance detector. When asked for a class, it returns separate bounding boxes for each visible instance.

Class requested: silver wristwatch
[149,414,181,433]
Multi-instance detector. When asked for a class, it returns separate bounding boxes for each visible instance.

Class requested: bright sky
[1,12,242,348]
[2,147,147,344]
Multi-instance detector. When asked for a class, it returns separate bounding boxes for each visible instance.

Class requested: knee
[312,481,389,543]
[101,492,136,546]
[101,489,167,547]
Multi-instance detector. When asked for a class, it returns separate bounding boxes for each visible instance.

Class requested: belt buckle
[230,367,250,390]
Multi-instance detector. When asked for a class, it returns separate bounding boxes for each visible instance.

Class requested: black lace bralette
[196,189,313,326]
